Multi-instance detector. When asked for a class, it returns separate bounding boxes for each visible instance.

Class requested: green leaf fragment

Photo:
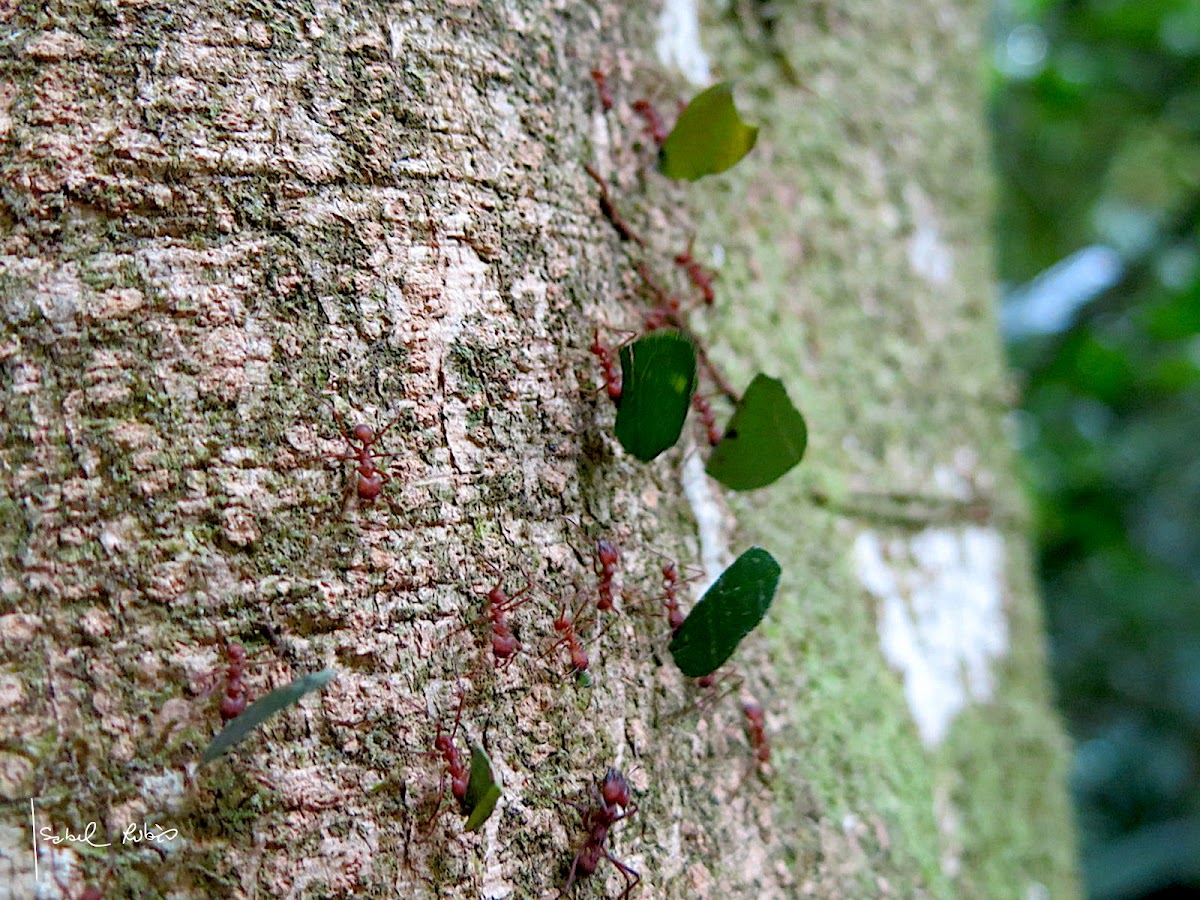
[615,331,697,462]
[462,745,502,831]
[669,548,781,677]
[706,374,807,491]
[201,668,337,764]
[658,82,759,181]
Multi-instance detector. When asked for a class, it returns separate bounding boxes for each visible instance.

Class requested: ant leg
[604,852,641,900]
[557,852,585,900]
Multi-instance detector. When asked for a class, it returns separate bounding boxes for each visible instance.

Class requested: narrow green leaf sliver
[201,668,337,764]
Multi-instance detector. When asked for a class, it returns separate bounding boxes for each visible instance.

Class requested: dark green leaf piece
[462,745,502,831]
[615,330,697,462]
[201,668,337,764]
[706,374,807,491]
[669,548,781,677]
[658,82,759,181]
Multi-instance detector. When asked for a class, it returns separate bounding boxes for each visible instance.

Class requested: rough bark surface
[0,1,1078,898]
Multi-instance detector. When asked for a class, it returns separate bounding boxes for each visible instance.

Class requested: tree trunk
[0,1,1079,898]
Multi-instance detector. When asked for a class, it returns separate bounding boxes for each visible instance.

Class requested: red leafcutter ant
[594,538,619,613]
[195,639,273,724]
[324,408,402,503]
[636,263,682,331]
[660,559,685,633]
[589,329,623,402]
[583,164,645,246]
[558,768,641,899]
[406,686,471,824]
[691,393,722,447]
[216,642,251,723]
[463,560,536,669]
[641,548,700,635]
[742,699,771,769]
[631,98,669,146]
[590,69,613,112]
[562,517,621,613]
[541,593,593,677]
[674,238,716,306]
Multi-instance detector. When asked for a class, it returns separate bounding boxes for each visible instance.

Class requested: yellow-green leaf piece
[462,745,502,831]
[659,82,759,181]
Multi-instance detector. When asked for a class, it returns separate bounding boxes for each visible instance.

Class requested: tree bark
[0,1,1079,898]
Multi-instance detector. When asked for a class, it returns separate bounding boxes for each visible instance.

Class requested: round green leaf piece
[668,548,781,677]
[658,82,759,181]
[705,374,807,490]
[614,330,697,462]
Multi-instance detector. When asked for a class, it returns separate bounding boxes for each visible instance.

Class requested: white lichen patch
[854,527,1009,747]
[655,0,711,86]
[681,451,727,587]
[905,184,954,287]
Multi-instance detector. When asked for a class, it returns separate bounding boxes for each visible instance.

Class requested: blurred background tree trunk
[0,1,1079,897]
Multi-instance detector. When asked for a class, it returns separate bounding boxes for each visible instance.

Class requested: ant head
[596,539,618,568]
[742,700,765,723]
[351,423,375,444]
[487,585,506,607]
[226,643,248,663]
[601,769,631,808]
[434,734,453,753]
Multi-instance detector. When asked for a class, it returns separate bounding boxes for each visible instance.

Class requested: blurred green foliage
[991,1,1200,897]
